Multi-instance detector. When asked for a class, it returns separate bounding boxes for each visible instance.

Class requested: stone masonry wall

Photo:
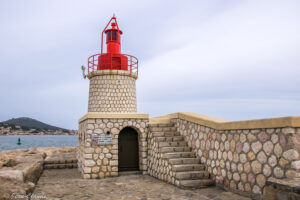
[77,118,148,179]
[171,118,300,197]
[88,70,137,113]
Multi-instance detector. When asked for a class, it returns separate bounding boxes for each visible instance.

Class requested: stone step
[162,152,196,159]
[172,164,205,172]
[44,163,77,169]
[149,127,177,132]
[169,158,200,165]
[158,141,187,148]
[152,131,180,137]
[178,179,215,188]
[155,136,184,142]
[175,171,210,180]
[44,159,77,164]
[160,146,191,153]
[148,123,174,127]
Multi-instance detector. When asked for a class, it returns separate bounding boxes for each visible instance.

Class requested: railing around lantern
[88,53,138,75]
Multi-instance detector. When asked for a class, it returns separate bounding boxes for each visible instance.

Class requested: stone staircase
[44,159,77,169]
[43,151,77,169]
[148,123,214,188]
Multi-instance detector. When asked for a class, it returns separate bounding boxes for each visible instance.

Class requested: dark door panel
[118,128,139,171]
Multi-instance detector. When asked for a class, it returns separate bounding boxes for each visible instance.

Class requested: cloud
[0,0,299,129]
[137,0,300,118]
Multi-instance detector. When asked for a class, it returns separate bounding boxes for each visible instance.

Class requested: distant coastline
[0,123,77,136]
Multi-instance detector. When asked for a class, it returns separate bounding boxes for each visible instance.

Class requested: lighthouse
[78,15,149,179]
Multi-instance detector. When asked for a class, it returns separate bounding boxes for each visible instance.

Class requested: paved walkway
[33,169,250,200]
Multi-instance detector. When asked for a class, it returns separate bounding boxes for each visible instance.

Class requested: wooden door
[118,128,139,171]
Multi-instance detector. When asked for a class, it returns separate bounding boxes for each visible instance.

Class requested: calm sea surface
[0,135,77,151]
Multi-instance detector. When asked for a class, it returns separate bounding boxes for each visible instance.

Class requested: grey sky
[0,0,299,129]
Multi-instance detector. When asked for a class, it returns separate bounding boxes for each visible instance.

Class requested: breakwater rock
[0,147,76,199]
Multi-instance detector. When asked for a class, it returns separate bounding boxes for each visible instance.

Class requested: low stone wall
[77,113,149,179]
[0,147,76,198]
[151,112,300,198]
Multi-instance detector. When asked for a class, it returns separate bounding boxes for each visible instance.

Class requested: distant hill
[1,117,68,131]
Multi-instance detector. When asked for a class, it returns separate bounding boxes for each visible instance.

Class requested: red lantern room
[87,15,138,75]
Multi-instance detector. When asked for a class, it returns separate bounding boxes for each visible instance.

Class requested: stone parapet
[151,112,300,198]
[150,112,300,130]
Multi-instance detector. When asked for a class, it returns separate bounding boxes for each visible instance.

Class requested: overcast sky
[0,0,299,129]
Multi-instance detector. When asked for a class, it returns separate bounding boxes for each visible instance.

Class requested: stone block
[84,160,95,167]
[85,148,95,154]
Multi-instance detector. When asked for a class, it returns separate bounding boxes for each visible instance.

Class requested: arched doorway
[118,127,139,171]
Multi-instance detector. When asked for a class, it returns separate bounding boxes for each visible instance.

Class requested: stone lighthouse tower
[78,15,149,179]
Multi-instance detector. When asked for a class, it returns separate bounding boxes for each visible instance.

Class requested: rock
[3,159,18,167]
[282,127,295,134]
[103,148,109,154]
[22,162,43,183]
[230,140,236,151]
[283,149,299,161]
[258,132,269,143]
[238,163,243,173]
[263,141,273,156]
[271,134,278,143]
[274,144,282,158]
[285,170,300,178]
[28,146,37,154]
[256,174,266,187]
[279,135,286,148]
[92,166,100,173]
[263,164,272,177]
[266,129,275,134]
[291,160,300,170]
[241,173,247,182]
[233,172,240,181]
[247,152,256,161]
[240,153,247,163]
[251,161,262,174]
[87,124,94,130]
[273,167,284,178]
[99,153,104,160]
[268,155,277,167]
[84,160,95,167]
[84,148,94,154]
[103,158,109,165]
[244,162,251,173]
[83,167,91,173]
[0,178,35,199]
[279,158,289,169]
[240,134,247,143]
[236,142,242,153]
[245,183,251,192]
[243,142,250,153]
[0,170,24,182]
[230,181,236,189]
[257,151,267,164]
[238,182,244,191]
[252,185,261,194]
[95,147,101,154]
[247,133,256,142]
[248,173,255,184]
[251,141,262,154]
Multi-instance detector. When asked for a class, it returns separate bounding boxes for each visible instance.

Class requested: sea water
[0,135,77,151]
